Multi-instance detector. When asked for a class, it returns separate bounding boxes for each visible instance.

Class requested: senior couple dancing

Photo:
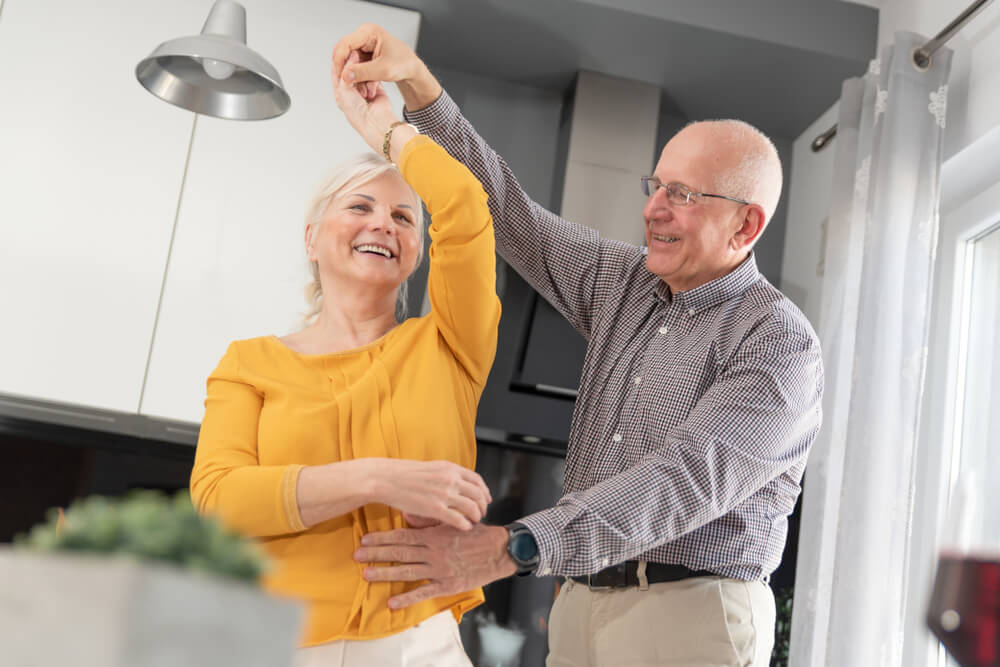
[190,22,823,667]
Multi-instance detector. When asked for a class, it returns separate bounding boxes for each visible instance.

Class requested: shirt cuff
[517,502,583,577]
[403,89,461,135]
[396,134,436,172]
[281,464,307,532]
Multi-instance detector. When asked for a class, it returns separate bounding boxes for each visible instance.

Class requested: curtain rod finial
[812,125,838,152]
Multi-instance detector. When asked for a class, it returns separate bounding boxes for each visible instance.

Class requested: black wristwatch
[505,522,540,576]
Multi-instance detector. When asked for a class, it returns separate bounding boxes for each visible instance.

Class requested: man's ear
[732,204,766,251]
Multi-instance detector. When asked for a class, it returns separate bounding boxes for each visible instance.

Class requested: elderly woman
[189,52,500,666]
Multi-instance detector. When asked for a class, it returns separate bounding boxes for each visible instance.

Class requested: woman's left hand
[332,50,399,154]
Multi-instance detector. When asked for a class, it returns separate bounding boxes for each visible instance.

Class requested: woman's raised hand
[332,50,398,154]
[367,458,492,531]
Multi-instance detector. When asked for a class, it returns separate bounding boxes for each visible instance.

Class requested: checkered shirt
[405,92,824,581]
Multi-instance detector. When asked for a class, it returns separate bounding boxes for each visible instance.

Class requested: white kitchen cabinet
[138,1,420,424]
[0,0,204,413]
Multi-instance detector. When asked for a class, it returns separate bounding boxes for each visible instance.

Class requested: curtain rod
[811,0,994,152]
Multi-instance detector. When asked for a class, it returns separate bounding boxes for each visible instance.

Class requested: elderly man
[336,24,823,667]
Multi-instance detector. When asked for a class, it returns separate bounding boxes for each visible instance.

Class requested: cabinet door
[0,0,202,412]
[139,1,420,424]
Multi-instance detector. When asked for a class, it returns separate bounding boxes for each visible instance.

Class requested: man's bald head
[674,120,783,225]
[644,119,784,292]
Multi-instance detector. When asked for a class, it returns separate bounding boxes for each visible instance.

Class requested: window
[936,220,1000,667]
[906,166,1000,667]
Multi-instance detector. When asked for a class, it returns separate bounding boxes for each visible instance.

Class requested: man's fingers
[387,582,446,610]
[360,527,422,547]
[332,42,351,79]
[332,27,380,77]
[343,59,394,84]
[354,544,425,563]
[362,564,433,582]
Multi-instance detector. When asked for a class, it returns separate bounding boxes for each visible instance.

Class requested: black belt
[570,561,716,590]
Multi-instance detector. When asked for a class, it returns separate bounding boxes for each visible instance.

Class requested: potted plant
[771,586,794,666]
[0,490,303,667]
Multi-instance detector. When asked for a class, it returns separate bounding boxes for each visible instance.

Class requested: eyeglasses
[640,176,751,207]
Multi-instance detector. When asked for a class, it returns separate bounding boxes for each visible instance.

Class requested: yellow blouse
[190,137,501,646]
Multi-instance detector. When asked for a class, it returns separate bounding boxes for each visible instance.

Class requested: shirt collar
[654,253,760,312]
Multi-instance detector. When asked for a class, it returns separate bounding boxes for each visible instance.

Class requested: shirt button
[658,326,668,335]
[687,308,696,317]
[612,433,622,442]
[633,376,642,385]
[600,558,610,567]
[540,568,551,576]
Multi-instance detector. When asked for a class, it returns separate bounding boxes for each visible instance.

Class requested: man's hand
[332,23,443,111]
[355,523,518,609]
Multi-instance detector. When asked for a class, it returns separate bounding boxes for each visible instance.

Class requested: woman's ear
[305,224,317,261]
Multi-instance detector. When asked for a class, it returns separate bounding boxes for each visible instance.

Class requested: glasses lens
[666,183,689,206]
[640,177,657,197]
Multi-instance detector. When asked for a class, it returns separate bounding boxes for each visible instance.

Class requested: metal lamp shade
[136,0,290,120]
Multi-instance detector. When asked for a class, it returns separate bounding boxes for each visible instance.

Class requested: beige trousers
[292,611,472,667]
[546,575,775,667]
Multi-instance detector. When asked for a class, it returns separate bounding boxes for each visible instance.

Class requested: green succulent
[15,490,269,584]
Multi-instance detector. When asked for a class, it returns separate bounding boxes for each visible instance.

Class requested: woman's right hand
[366,458,492,531]
[332,50,399,154]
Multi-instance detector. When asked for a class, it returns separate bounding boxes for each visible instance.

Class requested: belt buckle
[585,573,615,591]
[586,563,626,591]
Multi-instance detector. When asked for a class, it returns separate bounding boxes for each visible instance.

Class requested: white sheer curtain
[790,32,953,666]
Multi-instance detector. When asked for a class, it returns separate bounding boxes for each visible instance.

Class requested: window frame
[903,127,1000,667]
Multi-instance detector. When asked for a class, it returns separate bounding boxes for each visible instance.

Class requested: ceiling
[372,0,879,140]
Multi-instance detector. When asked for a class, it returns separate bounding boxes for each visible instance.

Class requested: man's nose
[644,188,669,217]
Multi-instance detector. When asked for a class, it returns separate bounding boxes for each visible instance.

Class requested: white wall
[0,0,420,431]
[779,103,840,328]
[138,1,420,425]
[0,0,201,413]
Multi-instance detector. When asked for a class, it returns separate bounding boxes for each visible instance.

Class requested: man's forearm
[399,63,443,112]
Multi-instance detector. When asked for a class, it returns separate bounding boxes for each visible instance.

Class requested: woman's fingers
[459,466,491,500]
[402,512,440,528]
[432,506,473,531]
[447,493,483,526]
[379,460,492,531]
[455,479,489,517]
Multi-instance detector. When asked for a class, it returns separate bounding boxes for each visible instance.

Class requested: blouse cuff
[281,464,307,532]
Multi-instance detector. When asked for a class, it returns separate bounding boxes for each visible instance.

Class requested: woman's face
[308,171,421,296]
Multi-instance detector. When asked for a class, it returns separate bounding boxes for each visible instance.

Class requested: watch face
[511,531,538,562]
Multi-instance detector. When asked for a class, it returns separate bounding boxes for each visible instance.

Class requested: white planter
[0,549,304,667]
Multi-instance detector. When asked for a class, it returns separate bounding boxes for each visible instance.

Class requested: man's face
[642,126,747,293]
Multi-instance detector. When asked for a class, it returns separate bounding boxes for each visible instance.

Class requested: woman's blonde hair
[302,153,426,324]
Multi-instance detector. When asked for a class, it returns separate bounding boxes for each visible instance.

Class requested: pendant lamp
[135,0,290,120]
